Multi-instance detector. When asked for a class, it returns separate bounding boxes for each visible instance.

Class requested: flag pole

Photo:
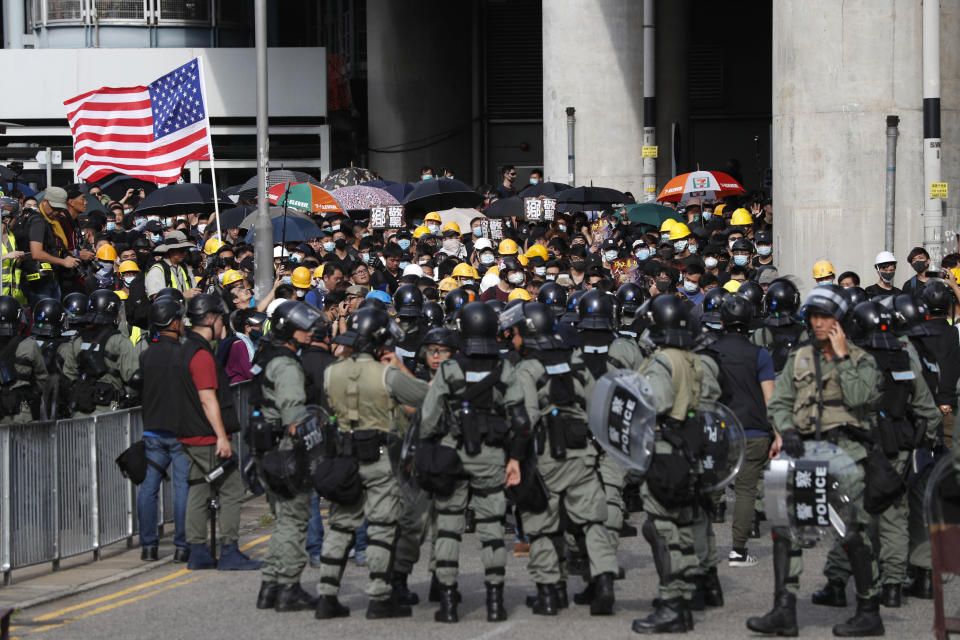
[195,56,221,240]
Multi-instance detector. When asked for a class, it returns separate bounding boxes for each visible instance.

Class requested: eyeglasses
[426,348,452,356]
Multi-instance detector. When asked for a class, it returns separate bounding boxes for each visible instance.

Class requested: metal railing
[0,382,254,584]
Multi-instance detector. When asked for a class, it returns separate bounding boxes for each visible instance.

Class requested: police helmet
[644,294,694,348]
[150,296,184,329]
[443,288,474,317]
[701,287,726,325]
[564,289,587,322]
[485,299,505,314]
[0,295,22,337]
[186,293,224,325]
[802,283,848,321]
[537,281,568,316]
[736,280,764,316]
[517,302,561,350]
[455,301,499,356]
[63,292,89,326]
[341,306,391,354]
[720,295,754,331]
[577,289,616,331]
[921,278,954,316]
[393,284,424,319]
[154,287,185,304]
[271,300,324,342]
[842,286,869,311]
[616,282,645,317]
[849,300,900,350]
[87,289,122,326]
[421,327,460,352]
[887,294,930,337]
[423,301,444,329]
[762,279,800,325]
[32,298,66,338]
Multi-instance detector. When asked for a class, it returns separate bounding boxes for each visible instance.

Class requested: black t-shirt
[864,283,902,299]
[28,213,65,258]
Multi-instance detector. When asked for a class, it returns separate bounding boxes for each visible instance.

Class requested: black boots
[712,501,726,524]
[880,583,901,608]
[485,582,507,622]
[141,546,158,561]
[812,579,848,607]
[749,511,762,539]
[632,598,692,634]
[903,567,933,599]
[698,567,724,607]
[315,595,350,619]
[391,572,419,606]
[832,596,885,637]
[590,572,615,615]
[746,591,798,637]
[434,583,459,623]
[429,572,461,603]
[274,583,318,612]
[367,597,412,619]
[528,581,568,609]
[256,581,278,609]
[529,583,559,615]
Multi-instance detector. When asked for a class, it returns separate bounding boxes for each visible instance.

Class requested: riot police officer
[418,301,529,623]
[0,295,47,423]
[318,306,429,620]
[510,301,619,617]
[615,282,647,339]
[751,278,807,374]
[747,285,884,637]
[538,281,576,345]
[31,298,70,417]
[62,292,88,337]
[62,289,140,415]
[393,284,428,371]
[255,301,325,613]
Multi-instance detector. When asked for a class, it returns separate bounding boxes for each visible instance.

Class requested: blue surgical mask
[674,240,688,253]
[105,221,116,231]
[688,244,698,255]
[604,250,618,262]
[123,275,136,286]
[427,224,440,235]
[282,276,292,285]
[635,248,650,260]
[756,244,772,257]
[362,252,370,263]
[480,253,495,265]
[472,227,483,238]
[683,280,699,294]
[733,255,749,267]
[150,233,161,243]
[135,218,146,227]
[399,261,410,270]
[703,211,713,221]
[147,215,160,223]
[421,174,433,180]
[558,224,567,233]
[322,241,335,252]
[529,178,539,185]
[290,253,302,263]
[397,239,411,250]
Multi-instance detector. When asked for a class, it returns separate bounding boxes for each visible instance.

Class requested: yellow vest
[326,354,397,432]
[1,231,25,304]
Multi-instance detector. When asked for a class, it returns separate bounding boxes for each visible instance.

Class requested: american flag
[64,58,211,184]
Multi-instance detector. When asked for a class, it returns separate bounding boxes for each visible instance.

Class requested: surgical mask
[529,178,539,185]
[704,257,719,269]
[507,272,524,285]
[635,247,650,260]
[362,252,370,263]
[123,275,137,286]
[816,280,832,287]
[335,238,346,250]
[545,274,556,281]
[148,215,160,223]
[282,276,292,285]
[733,254,749,267]
[397,239,411,250]
[399,261,410,270]
[688,244,698,255]
[105,221,116,231]
[290,253,302,263]
[702,211,713,221]
[163,218,174,229]
[427,224,440,235]
[296,289,306,298]
[462,279,475,286]
[534,266,546,276]
[197,223,207,234]
[558,224,567,233]
[912,260,928,274]
[878,269,896,283]
[683,280,699,294]
[135,218,146,227]
[323,241,335,252]
[604,250,618,262]
[421,174,433,180]
[331,224,341,232]
[756,244,772,256]
[150,233,162,243]
[472,227,483,237]
[674,240,688,253]
[480,253,495,266]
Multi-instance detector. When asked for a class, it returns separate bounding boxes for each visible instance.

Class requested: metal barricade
[5,422,57,578]
[94,411,134,550]
[55,417,97,562]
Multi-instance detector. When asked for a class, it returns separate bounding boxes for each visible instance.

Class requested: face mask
[399,261,410,270]
[558,224,567,233]
[704,257,719,269]
[105,221,116,231]
[683,280,699,294]
[657,248,674,260]
[756,244,772,256]
[480,253,495,265]
[733,254,749,267]
[545,274,556,281]
[150,233,162,243]
[148,215,160,223]
[878,269,896,283]
[635,247,650,260]
[570,260,586,272]
[660,233,671,242]
[604,250,618,262]
[427,224,440,235]
[534,266,546,276]
[397,239,411,250]
[322,241,335,252]
[421,174,433,180]
[688,244,698,255]
[123,275,137,286]
[507,272,524,285]
[462,279,475,286]
[335,238,346,250]
[135,218,146,227]
[703,211,713,221]
[282,276,292,285]
[163,219,174,229]
[912,260,928,274]
[96,260,113,275]
[249,329,263,341]
[816,280,832,287]
[296,289,306,298]
[331,225,341,232]
[197,223,207,234]
[472,227,483,237]
[362,252,370,263]
[655,279,671,292]
[529,178,539,185]
[442,238,461,252]
[290,253,302,263]
[674,240,688,253]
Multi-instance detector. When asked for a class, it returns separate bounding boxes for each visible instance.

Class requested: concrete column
[366,0,473,183]
[655,0,689,187]
[774,0,960,290]
[543,0,644,193]
[3,0,25,49]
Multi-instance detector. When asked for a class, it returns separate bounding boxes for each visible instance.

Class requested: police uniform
[61,326,140,415]
[0,333,47,423]
[320,352,428,610]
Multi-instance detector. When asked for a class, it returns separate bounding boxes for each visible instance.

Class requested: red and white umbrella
[657,171,745,202]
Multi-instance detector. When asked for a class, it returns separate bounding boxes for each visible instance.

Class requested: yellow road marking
[239,534,271,551]
[32,569,191,622]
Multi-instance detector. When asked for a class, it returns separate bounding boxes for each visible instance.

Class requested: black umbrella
[133,183,234,218]
[402,178,483,215]
[484,196,523,219]
[555,186,629,213]
[518,181,572,198]
[95,174,159,202]
[219,205,256,229]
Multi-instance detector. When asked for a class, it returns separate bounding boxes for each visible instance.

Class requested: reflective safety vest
[129,325,142,345]
[149,260,190,291]
[1,231,26,304]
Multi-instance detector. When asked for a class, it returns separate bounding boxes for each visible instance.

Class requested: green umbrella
[625,202,681,227]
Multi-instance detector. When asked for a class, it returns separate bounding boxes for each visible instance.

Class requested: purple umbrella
[329,185,399,211]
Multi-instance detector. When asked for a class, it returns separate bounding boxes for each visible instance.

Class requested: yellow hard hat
[722,279,742,293]
[508,288,531,301]
[498,238,519,255]
[730,208,752,226]
[659,218,677,233]
[486,265,500,276]
[812,260,835,279]
[424,212,442,223]
[525,244,548,261]
[313,266,325,279]
[114,290,128,300]
[291,266,312,289]
[413,225,431,239]
[222,269,244,287]
[670,222,692,240]
[451,263,479,279]
[96,244,117,262]
[442,221,461,235]
[714,204,726,217]
[438,277,458,293]
[203,237,225,256]
[517,254,529,267]
[118,260,140,274]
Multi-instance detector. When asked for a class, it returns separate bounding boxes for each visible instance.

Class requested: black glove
[781,429,804,459]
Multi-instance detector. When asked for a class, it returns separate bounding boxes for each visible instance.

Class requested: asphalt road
[10,495,948,640]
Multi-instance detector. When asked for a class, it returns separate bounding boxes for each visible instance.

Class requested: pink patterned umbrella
[329,185,398,211]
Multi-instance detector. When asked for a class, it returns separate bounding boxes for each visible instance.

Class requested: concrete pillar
[774,0,960,290]
[366,0,473,183]
[655,0,689,187]
[543,0,644,193]
[3,0,25,49]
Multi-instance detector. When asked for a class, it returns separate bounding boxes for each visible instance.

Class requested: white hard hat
[480,272,500,293]
[402,264,424,278]
[474,238,493,252]
[874,251,897,266]
[273,245,288,258]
